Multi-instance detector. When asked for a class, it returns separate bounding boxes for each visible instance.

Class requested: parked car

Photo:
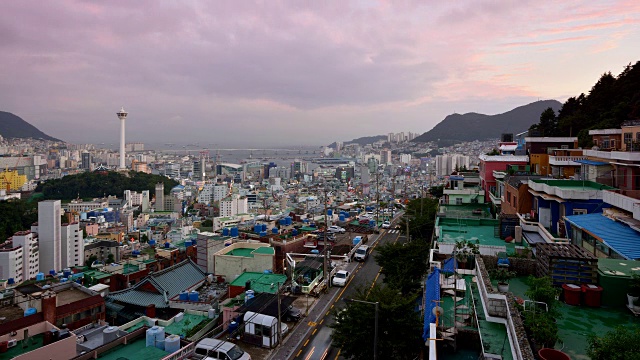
[381,221,391,229]
[332,270,350,287]
[359,218,371,225]
[285,305,302,322]
[328,225,346,233]
[315,233,336,241]
[193,338,251,360]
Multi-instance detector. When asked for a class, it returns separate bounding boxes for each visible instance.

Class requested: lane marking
[312,328,318,335]
[296,349,302,357]
[308,321,317,327]
[304,339,310,347]
[305,347,315,360]
[334,349,341,360]
[319,318,324,325]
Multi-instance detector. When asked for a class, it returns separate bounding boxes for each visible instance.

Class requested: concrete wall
[14,334,76,360]
[214,243,274,281]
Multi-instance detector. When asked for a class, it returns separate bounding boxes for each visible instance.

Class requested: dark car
[285,305,302,322]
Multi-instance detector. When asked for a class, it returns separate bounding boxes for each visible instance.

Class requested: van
[354,245,369,262]
[193,338,251,360]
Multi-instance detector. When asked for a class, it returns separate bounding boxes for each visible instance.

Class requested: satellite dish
[432,306,444,317]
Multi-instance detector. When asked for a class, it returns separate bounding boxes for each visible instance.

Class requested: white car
[382,221,391,229]
[332,270,350,287]
[328,225,346,234]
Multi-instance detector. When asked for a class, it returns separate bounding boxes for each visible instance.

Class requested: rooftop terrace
[0,334,43,360]
[97,337,167,360]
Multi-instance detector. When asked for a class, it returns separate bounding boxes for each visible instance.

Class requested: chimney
[42,290,57,325]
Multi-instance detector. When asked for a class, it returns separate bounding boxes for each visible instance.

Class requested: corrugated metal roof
[107,259,205,308]
[574,159,609,166]
[565,213,640,260]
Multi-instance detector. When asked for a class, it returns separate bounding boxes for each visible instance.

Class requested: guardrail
[161,342,195,360]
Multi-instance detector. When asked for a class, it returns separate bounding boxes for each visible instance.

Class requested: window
[603,139,610,148]
[195,348,208,356]
[507,192,511,203]
[514,199,518,209]
[561,145,569,149]
[456,198,463,205]
[573,209,587,215]
[611,139,616,149]
[624,132,632,145]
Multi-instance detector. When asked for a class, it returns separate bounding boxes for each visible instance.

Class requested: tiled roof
[107,259,205,308]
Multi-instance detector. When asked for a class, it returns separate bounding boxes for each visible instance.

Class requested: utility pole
[277,281,282,344]
[404,176,410,240]
[376,169,380,227]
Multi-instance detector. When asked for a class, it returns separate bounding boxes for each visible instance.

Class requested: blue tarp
[423,268,441,341]
[565,213,640,260]
[443,257,457,274]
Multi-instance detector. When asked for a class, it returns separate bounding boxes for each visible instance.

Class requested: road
[294,227,406,360]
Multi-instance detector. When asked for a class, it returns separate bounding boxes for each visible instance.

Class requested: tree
[428,185,444,199]
[486,148,500,155]
[374,239,431,295]
[201,219,213,227]
[86,255,98,267]
[141,234,149,243]
[331,284,422,360]
[529,107,558,136]
[107,253,115,264]
[587,326,640,360]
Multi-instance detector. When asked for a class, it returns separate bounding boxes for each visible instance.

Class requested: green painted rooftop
[437,217,523,255]
[164,313,210,337]
[84,270,112,280]
[530,179,615,190]
[230,272,287,294]
[597,257,640,277]
[97,337,168,360]
[226,246,274,257]
[0,334,43,360]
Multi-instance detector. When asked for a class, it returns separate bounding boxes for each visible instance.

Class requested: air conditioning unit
[7,339,17,348]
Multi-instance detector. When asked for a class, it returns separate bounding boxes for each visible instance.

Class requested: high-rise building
[380,150,392,165]
[38,200,62,272]
[155,183,165,211]
[220,194,248,217]
[13,231,39,281]
[81,151,91,170]
[61,222,83,268]
[0,245,24,283]
[193,159,205,181]
[435,154,470,176]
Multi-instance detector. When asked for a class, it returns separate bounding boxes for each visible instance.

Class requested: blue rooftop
[565,213,640,260]
[574,159,609,166]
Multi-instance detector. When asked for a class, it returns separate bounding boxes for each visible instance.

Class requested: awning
[575,159,609,166]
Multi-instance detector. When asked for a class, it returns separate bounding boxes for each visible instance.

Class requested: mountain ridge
[0,111,61,141]
[412,100,563,143]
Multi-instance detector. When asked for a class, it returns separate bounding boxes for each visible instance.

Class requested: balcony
[549,155,587,166]
[603,190,640,219]
[528,179,612,200]
[518,214,570,244]
[584,149,640,162]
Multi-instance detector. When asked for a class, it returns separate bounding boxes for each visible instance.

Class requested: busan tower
[116,107,128,169]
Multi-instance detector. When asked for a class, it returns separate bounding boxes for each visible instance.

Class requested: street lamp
[346,298,379,360]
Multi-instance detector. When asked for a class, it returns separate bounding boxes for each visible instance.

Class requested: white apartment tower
[0,246,24,283]
[13,231,39,281]
[220,194,248,217]
[38,200,62,272]
[116,107,128,169]
[61,222,84,269]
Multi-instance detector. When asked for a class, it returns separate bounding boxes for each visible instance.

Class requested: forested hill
[528,61,640,147]
[35,171,178,200]
[328,135,387,148]
[0,111,60,141]
[412,100,562,143]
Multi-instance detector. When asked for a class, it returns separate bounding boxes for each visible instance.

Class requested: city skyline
[0,1,638,146]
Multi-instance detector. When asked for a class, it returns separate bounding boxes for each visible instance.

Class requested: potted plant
[524,311,558,350]
[491,268,517,292]
[627,273,640,309]
[454,240,480,270]
[525,276,561,318]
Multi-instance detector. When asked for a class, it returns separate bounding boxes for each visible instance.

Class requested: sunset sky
[0,1,638,146]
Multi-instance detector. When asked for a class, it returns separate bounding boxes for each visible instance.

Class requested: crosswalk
[387,229,401,234]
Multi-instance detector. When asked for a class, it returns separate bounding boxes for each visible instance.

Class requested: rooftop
[0,334,43,360]
[95,337,167,360]
[56,288,91,306]
[230,272,288,294]
[529,179,615,191]
[565,213,640,260]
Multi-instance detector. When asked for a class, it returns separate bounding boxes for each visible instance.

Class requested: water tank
[260,231,267,237]
[245,290,255,303]
[102,326,119,343]
[174,312,184,323]
[279,219,286,226]
[327,209,333,216]
[61,278,68,282]
[146,326,165,348]
[208,308,216,319]
[222,228,230,236]
[311,249,320,254]
[261,224,267,232]
[339,215,345,221]
[179,291,188,301]
[164,334,180,353]
[7,278,14,285]
[63,268,72,278]
[188,291,199,302]
[24,308,37,317]
[353,236,362,246]
[230,228,239,237]
[148,240,156,246]
[207,274,214,283]
[292,229,298,236]
[49,269,56,276]
[164,242,171,248]
[254,225,261,233]
[286,217,292,225]
[132,250,140,256]
[36,273,45,281]
[263,269,273,274]
[184,240,191,247]
[272,227,278,234]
